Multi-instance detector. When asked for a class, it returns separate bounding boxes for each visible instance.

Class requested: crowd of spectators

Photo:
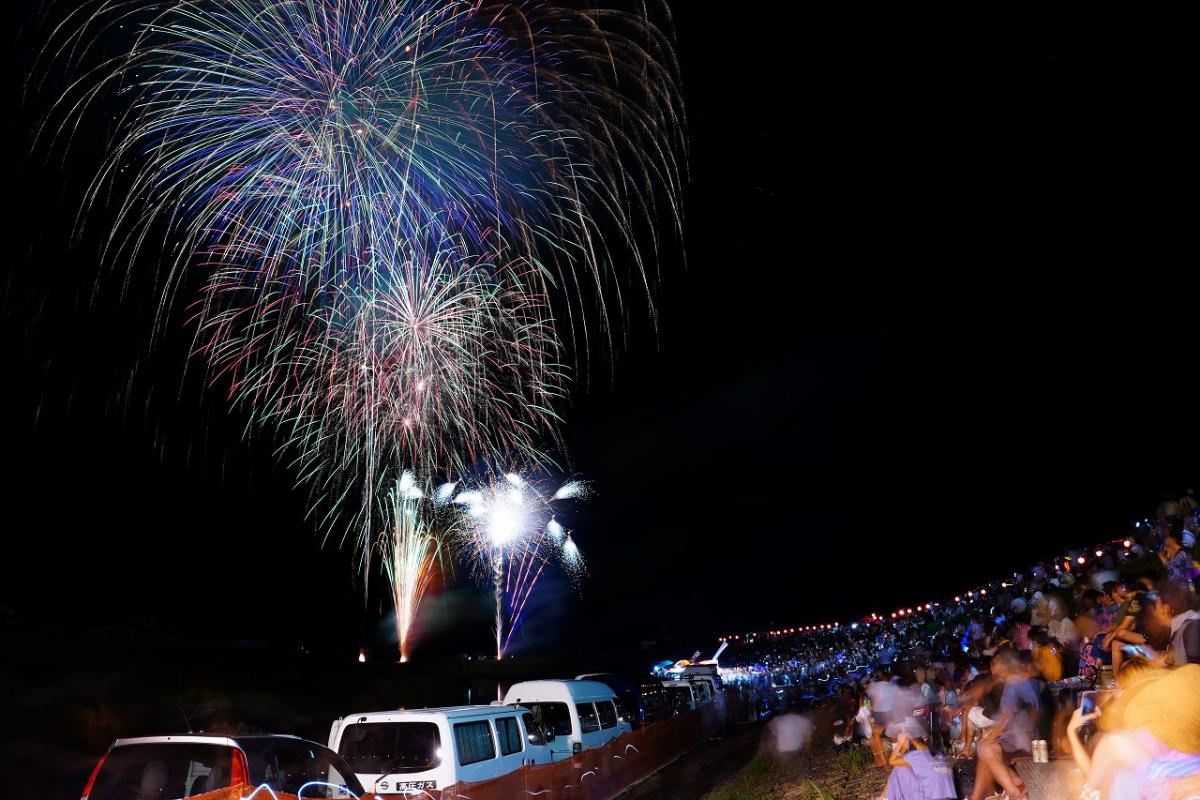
[721,493,1200,799]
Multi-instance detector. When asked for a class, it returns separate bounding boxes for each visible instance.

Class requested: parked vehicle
[681,662,723,689]
[328,705,554,794]
[502,679,631,759]
[685,676,716,704]
[80,733,363,800]
[663,680,698,714]
[574,673,672,729]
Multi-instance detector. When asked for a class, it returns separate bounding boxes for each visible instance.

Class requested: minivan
[502,680,632,760]
[663,680,699,714]
[328,705,553,794]
[575,673,672,729]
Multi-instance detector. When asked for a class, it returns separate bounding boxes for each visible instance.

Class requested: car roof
[505,679,616,703]
[341,704,527,722]
[112,733,308,749]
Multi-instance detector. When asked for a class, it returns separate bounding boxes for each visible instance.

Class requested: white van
[502,680,632,760]
[328,705,553,794]
[663,680,698,714]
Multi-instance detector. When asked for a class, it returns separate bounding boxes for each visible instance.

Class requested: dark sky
[3,7,1196,660]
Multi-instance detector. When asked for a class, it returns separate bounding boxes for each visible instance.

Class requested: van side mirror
[527,724,554,746]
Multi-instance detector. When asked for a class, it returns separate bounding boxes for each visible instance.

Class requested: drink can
[1033,739,1048,762]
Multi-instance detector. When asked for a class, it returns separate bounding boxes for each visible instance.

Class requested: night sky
[3,7,1196,661]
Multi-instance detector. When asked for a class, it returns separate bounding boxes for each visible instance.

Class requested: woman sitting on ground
[883,731,957,800]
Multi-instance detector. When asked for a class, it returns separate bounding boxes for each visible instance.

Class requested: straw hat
[1120,665,1200,753]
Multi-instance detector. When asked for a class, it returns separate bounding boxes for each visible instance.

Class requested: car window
[239,739,360,798]
[338,722,441,774]
[595,701,618,730]
[86,743,234,800]
[523,702,572,737]
[576,703,600,734]
[495,717,523,756]
[453,721,496,766]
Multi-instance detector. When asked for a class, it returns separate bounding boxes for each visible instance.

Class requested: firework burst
[43,0,682,643]
[44,0,682,563]
[451,471,588,659]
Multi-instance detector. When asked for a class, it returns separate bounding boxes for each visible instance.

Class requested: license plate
[378,779,437,791]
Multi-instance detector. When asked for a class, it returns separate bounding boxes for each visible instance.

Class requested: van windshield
[85,743,234,800]
[338,722,441,774]
[667,687,693,711]
[522,702,572,737]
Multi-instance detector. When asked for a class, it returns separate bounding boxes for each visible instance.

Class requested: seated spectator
[831,684,859,745]
[1073,589,1103,640]
[970,650,1039,800]
[884,731,956,800]
[1159,529,1196,591]
[1068,664,1200,799]
[1046,594,1078,647]
[1030,628,1064,682]
[1095,582,1152,675]
[1151,579,1200,666]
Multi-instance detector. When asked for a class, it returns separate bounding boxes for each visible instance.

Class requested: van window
[239,739,360,797]
[521,712,546,746]
[576,703,600,734]
[640,681,671,723]
[84,743,234,800]
[596,701,618,730]
[666,686,693,714]
[613,693,638,725]
[495,717,523,756]
[523,702,572,737]
[338,722,441,774]
[453,721,496,766]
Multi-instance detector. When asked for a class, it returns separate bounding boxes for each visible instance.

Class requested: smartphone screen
[1080,689,1112,715]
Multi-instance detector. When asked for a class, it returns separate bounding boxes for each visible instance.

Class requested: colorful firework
[44,1,682,653]
[44,0,683,572]
[378,470,446,662]
[451,471,588,659]
[47,0,684,361]
[206,230,565,565]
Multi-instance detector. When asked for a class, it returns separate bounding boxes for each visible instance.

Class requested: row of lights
[719,622,844,642]
[718,538,1139,644]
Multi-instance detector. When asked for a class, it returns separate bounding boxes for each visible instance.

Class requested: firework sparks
[379,470,448,662]
[44,0,681,643]
[451,471,587,659]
